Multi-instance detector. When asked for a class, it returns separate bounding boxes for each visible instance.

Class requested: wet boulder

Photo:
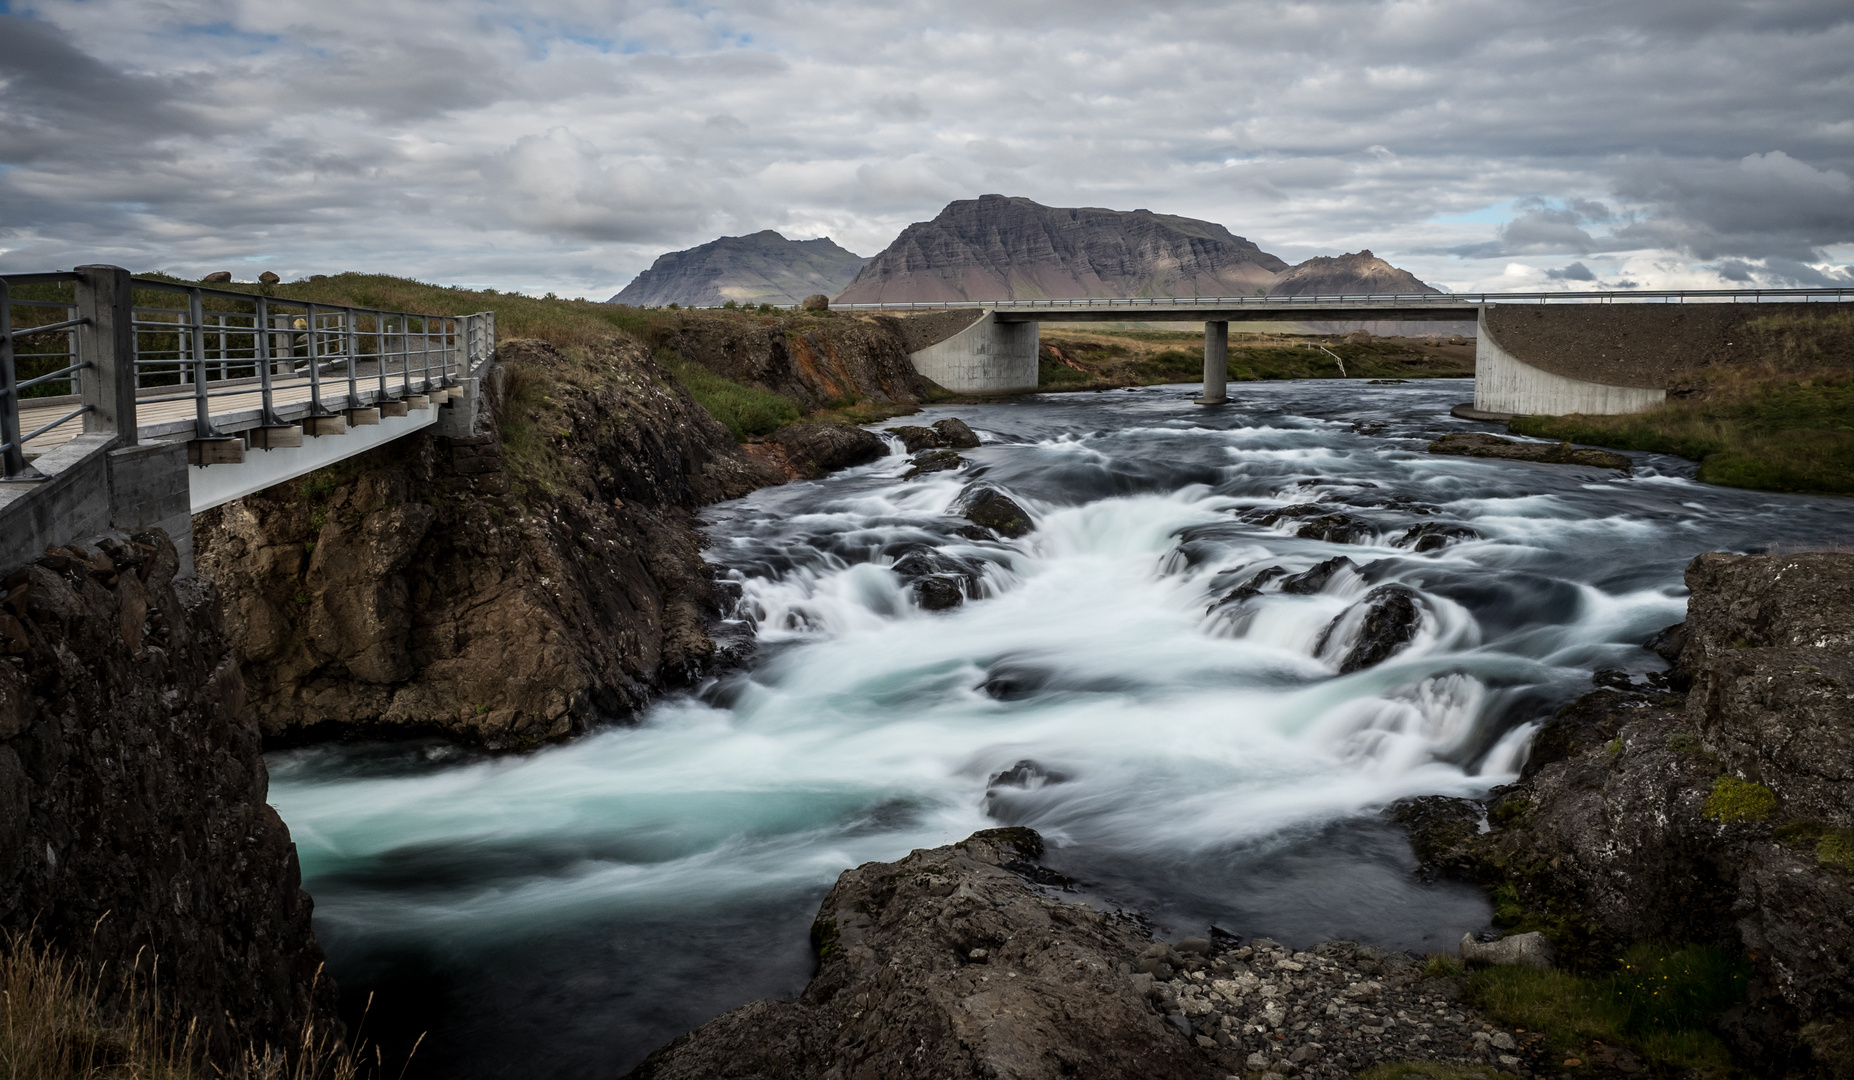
[1210,565,1287,610]
[1295,513,1375,544]
[1395,521,1481,552]
[765,422,890,478]
[932,417,981,448]
[1460,931,1554,970]
[1241,503,1330,527]
[1428,432,1630,470]
[892,548,984,611]
[1319,583,1423,673]
[903,449,963,479]
[961,488,1033,538]
[885,425,944,452]
[1644,621,1687,665]
[1279,556,1357,595]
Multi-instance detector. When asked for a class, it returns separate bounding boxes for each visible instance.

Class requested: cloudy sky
[2,0,1851,297]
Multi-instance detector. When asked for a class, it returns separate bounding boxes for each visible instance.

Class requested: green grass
[656,352,799,441]
[1509,309,1854,496]
[1511,379,1854,495]
[1466,944,1747,1076]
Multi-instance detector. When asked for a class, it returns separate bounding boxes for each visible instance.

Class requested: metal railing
[826,286,1854,313]
[0,265,497,478]
[0,273,90,477]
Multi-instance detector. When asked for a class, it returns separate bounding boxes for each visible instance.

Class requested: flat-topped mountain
[1267,249,1440,296]
[833,195,1439,303]
[834,195,1290,303]
[610,231,867,308]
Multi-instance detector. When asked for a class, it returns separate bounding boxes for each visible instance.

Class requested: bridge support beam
[1195,321,1229,405]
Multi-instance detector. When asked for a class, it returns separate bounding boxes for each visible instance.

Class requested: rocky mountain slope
[611,231,868,308]
[834,195,1290,303]
[832,195,1440,304]
[1267,249,1440,296]
[0,530,337,1062]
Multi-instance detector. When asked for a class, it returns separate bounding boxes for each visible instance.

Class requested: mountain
[833,195,1290,304]
[609,231,868,307]
[1266,250,1441,297]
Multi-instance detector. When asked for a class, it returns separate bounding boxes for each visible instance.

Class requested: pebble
[1144,938,1542,1078]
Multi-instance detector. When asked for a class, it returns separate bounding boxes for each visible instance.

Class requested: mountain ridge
[609,231,866,308]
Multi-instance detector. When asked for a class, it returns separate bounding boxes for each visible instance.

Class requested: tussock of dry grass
[0,931,372,1080]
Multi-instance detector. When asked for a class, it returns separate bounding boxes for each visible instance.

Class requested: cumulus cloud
[0,0,1850,295]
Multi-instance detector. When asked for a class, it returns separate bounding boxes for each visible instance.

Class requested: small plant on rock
[1702,776,1778,822]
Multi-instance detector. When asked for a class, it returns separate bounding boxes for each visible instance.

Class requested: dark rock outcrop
[1320,584,1424,673]
[609,231,867,308]
[1280,556,1357,595]
[0,531,336,1061]
[904,449,964,479]
[763,422,890,479]
[1394,552,1854,1075]
[1295,512,1375,545]
[195,337,767,748]
[1395,521,1481,552]
[932,417,981,448]
[623,829,1219,1080]
[960,488,1034,537]
[892,548,986,611]
[1428,432,1630,470]
[884,424,943,452]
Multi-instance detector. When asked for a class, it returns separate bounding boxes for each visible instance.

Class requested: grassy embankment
[0,931,361,1079]
[1038,328,1475,390]
[1510,309,1854,495]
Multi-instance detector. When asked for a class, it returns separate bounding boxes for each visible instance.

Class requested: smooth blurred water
[266,378,1854,1078]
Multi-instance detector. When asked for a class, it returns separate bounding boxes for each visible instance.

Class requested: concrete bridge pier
[905,309,1038,392]
[1195,321,1229,405]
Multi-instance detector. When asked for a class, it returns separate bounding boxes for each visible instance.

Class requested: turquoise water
[267,378,1854,1077]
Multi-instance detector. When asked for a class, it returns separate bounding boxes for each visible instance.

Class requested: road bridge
[0,266,495,569]
[837,289,1853,408]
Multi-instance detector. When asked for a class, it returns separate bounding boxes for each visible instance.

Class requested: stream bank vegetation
[1038,328,1476,390]
[0,931,369,1079]
[1511,308,1854,495]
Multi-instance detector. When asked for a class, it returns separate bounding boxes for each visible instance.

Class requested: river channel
[265,377,1854,1078]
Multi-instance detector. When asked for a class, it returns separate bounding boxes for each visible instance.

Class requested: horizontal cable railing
[0,273,89,477]
[1,266,498,479]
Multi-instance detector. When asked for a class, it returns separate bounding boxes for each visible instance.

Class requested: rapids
[266,377,1854,1078]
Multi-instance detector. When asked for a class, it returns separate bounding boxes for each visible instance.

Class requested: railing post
[75,264,136,445]
[0,280,21,476]
[345,309,358,407]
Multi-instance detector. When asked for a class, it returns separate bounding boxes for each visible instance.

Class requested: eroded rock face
[196,337,767,748]
[624,829,1219,1080]
[659,313,934,412]
[763,422,890,479]
[1394,552,1854,1074]
[0,531,336,1062]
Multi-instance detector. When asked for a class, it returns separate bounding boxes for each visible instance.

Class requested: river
[265,377,1854,1078]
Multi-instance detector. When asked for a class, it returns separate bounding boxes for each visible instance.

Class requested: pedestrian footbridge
[1,265,495,569]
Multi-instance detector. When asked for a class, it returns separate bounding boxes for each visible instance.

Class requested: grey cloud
[1545,261,1596,281]
[1609,152,1854,262]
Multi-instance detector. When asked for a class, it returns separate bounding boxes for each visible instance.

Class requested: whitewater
[265,377,1854,1078]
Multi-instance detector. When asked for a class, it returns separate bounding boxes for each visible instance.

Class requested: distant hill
[1266,250,1440,297]
[833,195,1289,304]
[610,231,867,308]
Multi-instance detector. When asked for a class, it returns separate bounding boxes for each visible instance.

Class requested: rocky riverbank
[624,828,1539,1080]
[1397,551,1854,1077]
[0,530,336,1063]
